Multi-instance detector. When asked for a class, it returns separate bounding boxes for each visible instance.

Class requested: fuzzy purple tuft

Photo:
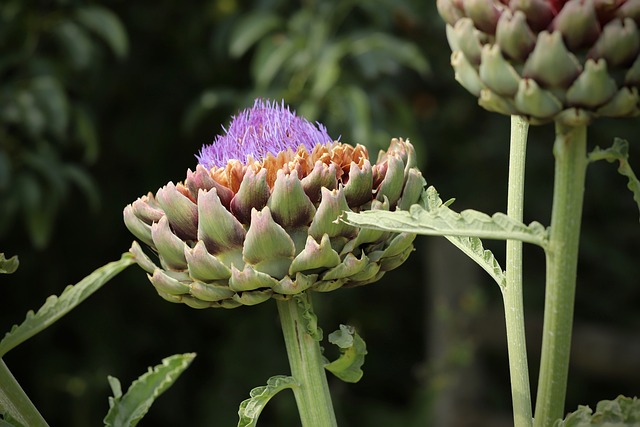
[196,99,334,169]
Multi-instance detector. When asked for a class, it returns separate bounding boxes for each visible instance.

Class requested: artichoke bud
[124,100,425,308]
[438,0,640,123]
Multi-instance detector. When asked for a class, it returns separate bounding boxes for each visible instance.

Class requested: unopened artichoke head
[437,0,640,124]
[124,99,425,309]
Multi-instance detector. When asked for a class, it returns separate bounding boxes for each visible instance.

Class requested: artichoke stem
[534,122,588,427]
[277,294,338,427]
[0,358,49,427]
[504,115,533,427]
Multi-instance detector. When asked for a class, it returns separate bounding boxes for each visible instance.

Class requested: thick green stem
[504,116,533,427]
[277,294,337,427]
[0,358,49,427]
[534,122,588,427]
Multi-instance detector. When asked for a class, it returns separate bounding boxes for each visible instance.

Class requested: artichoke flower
[124,99,424,309]
[437,0,640,124]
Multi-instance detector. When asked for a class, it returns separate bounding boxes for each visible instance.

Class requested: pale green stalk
[0,358,49,427]
[504,115,533,427]
[276,294,337,427]
[534,122,588,427]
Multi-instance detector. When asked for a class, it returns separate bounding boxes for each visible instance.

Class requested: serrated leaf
[237,375,298,427]
[443,234,506,288]
[294,294,322,341]
[342,186,548,247]
[0,254,134,357]
[229,12,283,58]
[104,353,195,427]
[589,138,640,220]
[75,5,128,59]
[554,395,640,426]
[324,324,367,383]
[340,186,542,287]
[0,254,18,274]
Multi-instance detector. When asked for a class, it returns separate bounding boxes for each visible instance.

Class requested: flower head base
[124,100,425,309]
[437,0,640,124]
[197,99,333,168]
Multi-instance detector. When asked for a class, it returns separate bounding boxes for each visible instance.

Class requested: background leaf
[103,353,196,427]
[75,5,129,59]
[229,12,283,58]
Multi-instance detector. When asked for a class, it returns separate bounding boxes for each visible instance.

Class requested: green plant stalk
[504,115,533,427]
[534,122,588,427]
[0,358,49,427]
[276,294,337,427]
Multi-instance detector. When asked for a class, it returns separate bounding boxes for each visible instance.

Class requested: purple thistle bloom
[196,99,334,169]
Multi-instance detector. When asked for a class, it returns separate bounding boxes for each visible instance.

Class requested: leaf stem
[0,358,49,427]
[276,294,337,427]
[504,116,533,427]
[534,122,588,427]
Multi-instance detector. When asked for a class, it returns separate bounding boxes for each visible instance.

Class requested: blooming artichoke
[437,0,640,124]
[124,100,424,309]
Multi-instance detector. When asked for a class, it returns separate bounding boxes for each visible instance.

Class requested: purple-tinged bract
[196,99,333,169]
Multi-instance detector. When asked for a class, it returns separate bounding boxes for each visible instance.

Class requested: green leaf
[252,37,296,90]
[0,254,135,357]
[554,395,640,426]
[324,325,367,383]
[341,186,548,247]
[340,186,544,287]
[62,164,100,211]
[0,150,11,190]
[54,20,94,70]
[294,294,322,342]
[182,88,236,133]
[30,77,69,140]
[0,358,47,427]
[237,375,298,427]
[589,138,640,220]
[0,419,21,427]
[348,32,430,77]
[0,254,18,275]
[73,105,100,163]
[75,5,128,59]
[104,353,196,427]
[15,90,45,138]
[443,233,506,288]
[229,12,283,58]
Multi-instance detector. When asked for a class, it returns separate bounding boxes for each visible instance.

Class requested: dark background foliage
[1,1,638,426]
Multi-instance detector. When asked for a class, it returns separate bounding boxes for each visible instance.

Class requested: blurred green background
[1,1,638,426]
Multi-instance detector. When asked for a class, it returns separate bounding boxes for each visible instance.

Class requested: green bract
[437,0,640,124]
[124,138,424,309]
